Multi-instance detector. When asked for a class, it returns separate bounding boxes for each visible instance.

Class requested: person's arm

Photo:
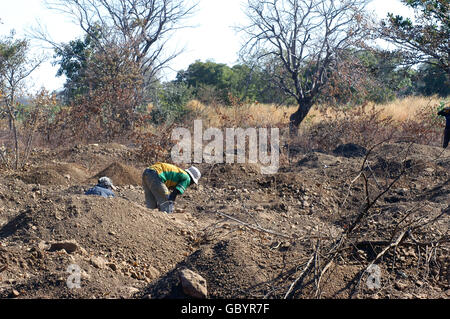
[168,188,181,201]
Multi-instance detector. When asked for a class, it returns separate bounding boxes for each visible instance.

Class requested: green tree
[176,60,234,103]
[320,49,415,105]
[380,0,449,75]
[36,0,198,88]
[53,32,96,102]
[414,62,450,96]
[149,81,193,124]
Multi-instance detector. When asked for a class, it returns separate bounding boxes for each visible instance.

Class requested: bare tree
[35,0,198,85]
[238,0,373,135]
[0,33,44,169]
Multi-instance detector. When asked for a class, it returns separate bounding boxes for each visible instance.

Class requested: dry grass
[375,95,442,122]
[183,96,444,128]
[185,100,292,127]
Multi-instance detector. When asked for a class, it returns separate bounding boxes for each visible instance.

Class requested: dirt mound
[17,163,90,186]
[143,236,306,299]
[333,143,367,158]
[0,187,194,298]
[92,162,142,186]
[295,152,353,169]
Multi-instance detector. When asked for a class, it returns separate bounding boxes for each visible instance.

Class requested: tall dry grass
[185,100,292,127]
[184,95,444,128]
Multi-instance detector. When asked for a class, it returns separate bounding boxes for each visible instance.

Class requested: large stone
[179,268,208,299]
[90,256,107,269]
[145,265,160,280]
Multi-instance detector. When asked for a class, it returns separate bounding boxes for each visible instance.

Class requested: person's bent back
[85,176,116,198]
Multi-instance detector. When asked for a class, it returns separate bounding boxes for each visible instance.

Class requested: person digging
[85,176,116,198]
[437,107,450,149]
[142,162,201,213]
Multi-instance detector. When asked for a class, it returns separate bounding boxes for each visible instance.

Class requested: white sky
[0,0,414,93]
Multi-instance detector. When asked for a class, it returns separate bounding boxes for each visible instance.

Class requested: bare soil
[0,142,448,299]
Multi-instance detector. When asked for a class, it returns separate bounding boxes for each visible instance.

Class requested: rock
[179,268,208,299]
[107,263,118,271]
[123,286,139,295]
[145,265,160,280]
[80,269,91,281]
[394,281,408,291]
[38,241,50,250]
[90,256,107,269]
[11,289,20,298]
[49,240,85,254]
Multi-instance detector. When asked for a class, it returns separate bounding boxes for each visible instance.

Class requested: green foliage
[53,28,100,103]
[0,33,30,104]
[149,81,193,124]
[176,59,292,105]
[380,0,449,73]
[357,50,415,102]
[414,62,450,97]
[176,60,234,104]
[431,99,449,124]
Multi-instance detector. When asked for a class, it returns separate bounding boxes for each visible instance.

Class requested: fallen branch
[359,229,409,288]
[284,254,315,299]
[213,211,292,239]
[355,236,450,249]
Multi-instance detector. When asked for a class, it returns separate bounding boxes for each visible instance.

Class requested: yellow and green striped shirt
[149,162,191,194]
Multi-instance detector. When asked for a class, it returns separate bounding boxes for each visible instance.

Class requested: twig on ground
[213,211,292,239]
[284,254,315,299]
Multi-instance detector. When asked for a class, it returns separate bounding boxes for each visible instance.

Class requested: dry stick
[341,139,389,208]
[389,202,425,243]
[0,146,9,168]
[341,171,363,207]
[284,240,320,299]
[283,254,315,299]
[214,211,292,239]
[358,229,409,290]
[365,163,382,189]
[316,258,333,296]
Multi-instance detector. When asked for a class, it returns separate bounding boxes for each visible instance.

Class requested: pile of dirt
[92,162,142,186]
[333,143,367,158]
[0,186,195,298]
[16,163,90,186]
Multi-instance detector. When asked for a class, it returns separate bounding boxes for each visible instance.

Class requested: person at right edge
[437,107,450,149]
[142,162,201,213]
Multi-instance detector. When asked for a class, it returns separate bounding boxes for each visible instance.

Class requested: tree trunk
[11,115,19,170]
[289,99,313,136]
